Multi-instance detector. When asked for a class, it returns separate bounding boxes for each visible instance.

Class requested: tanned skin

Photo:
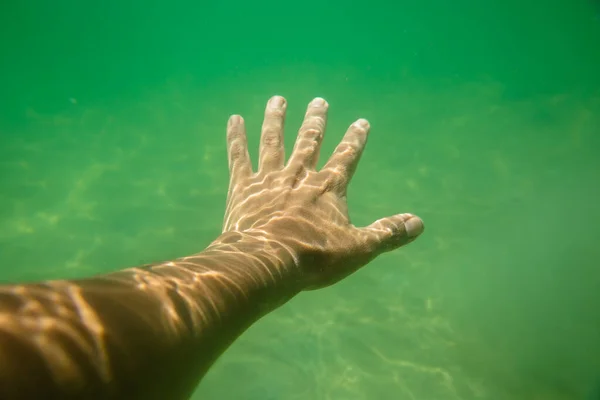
[0,96,424,399]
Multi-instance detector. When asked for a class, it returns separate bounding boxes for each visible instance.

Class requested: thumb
[359,213,424,253]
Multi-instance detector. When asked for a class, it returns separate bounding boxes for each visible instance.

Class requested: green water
[1,0,600,399]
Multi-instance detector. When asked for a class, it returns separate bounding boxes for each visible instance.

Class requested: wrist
[197,230,303,314]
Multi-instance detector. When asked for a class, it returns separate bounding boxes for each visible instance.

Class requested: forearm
[0,232,302,400]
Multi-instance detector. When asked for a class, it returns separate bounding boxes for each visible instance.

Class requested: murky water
[1,0,599,398]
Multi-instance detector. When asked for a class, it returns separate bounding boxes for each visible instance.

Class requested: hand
[221,96,424,290]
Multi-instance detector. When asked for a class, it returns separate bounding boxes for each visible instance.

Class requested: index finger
[321,118,370,193]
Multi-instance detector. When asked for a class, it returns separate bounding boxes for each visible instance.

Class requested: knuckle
[226,127,242,142]
[301,127,322,140]
[304,115,325,128]
[229,141,244,161]
[262,131,281,147]
[267,108,285,119]
[339,143,358,158]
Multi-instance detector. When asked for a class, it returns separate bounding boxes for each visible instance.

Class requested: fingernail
[354,118,370,130]
[404,215,424,238]
[228,115,243,126]
[311,97,328,107]
[269,96,286,109]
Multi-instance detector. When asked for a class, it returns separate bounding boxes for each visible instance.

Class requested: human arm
[0,96,424,399]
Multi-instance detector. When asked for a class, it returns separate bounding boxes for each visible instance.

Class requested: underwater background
[1,0,599,398]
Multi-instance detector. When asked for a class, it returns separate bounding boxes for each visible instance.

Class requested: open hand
[221,96,424,290]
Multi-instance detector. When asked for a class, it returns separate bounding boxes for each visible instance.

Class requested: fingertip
[228,114,244,127]
[268,95,287,110]
[403,214,424,239]
[310,97,329,108]
[364,213,424,252]
[354,118,370,131]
